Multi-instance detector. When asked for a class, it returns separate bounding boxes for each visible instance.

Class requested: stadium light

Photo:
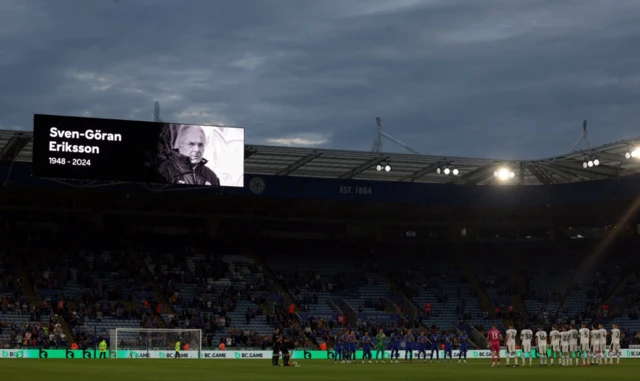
[626,147,639,159]
[376,164,382,171]
[385,164,391,172]
[493,167,515,181]
[583,156,600,168]
[436,167,459,176]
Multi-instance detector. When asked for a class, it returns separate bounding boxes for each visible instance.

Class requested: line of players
[488,322,622,367]
[334,328,471,364]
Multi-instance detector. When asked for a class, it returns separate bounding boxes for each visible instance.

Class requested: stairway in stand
[9,248,75,342]
[455,249,496,319]
[129,245,175,317]
[508,254,527,317]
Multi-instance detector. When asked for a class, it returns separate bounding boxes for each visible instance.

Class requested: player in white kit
[520,328,533,366]
[578,322,590,366]
[560,326,570,366]
[590,325,600,365]
[568,324,579,366]
[505,325,518,366]
[535,327,548,366]
[608,323,621,365]
[598,324,607,365]
[549,325,561,366]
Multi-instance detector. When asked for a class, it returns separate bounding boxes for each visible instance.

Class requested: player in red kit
[487,324,502,367]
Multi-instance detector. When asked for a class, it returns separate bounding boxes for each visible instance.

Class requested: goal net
[109,328,202,359]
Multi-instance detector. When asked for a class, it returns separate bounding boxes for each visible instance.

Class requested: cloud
[265,132,332,147]
[1,0,640,160]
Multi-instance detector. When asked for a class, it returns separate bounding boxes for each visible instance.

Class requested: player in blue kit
[362,331,373,363]
[390,331,400,363]
[349,330,358,363]
[342,330,351,363]
[458,330,469,363]
[417,330,428,363]
[430,330,440,363]
[443,331,454,362]
[404,329,415,363]
[334,333,343,363]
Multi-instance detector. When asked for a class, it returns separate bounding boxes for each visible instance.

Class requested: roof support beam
[590,151,628,163]
[588,151,640,168]
[538,164,580,182]
[0,135,31,161]
[244,147,258,160]
[338,156,389,179]
[525,164,553,185]
[451,164,497,185]
[408,159,449,182]
[552,163,613,179]
[276,151,322,176]
[553,160,620,177]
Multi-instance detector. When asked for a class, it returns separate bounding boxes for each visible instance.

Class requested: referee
[272,336,281,366]
[281,337,292,367]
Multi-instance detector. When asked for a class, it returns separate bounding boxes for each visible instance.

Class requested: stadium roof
[2,129,640,185]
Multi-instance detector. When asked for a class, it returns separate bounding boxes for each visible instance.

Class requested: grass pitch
[2,359,639,380]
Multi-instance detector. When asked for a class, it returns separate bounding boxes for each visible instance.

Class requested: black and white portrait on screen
[152,123,244,187]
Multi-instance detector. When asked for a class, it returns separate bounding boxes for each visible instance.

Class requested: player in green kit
[375,329,386,363]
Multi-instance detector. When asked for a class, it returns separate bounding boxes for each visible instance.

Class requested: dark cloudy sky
[1,0,640,159]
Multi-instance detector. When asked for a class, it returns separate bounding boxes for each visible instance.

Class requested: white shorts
[522,343,531,353]
[507,342,516,353]
[610,343,620,353]
[570,343,578,352]
[591,344,599,352]
[580,342,590,352]
[538,345,547,355]
[599,344,607,353]
[561,344,569,353]
[552,343,560,352]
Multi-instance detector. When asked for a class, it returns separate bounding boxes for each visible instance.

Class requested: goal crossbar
[110,328,202,359]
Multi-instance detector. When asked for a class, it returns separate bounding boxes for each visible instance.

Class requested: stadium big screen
[32,114,245,187]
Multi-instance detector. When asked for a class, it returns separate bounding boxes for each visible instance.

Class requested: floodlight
[593,159,600,166]
[452,168,459,176]
[384,165,391,172]
[444,168,451,175]
[376,164,382,171]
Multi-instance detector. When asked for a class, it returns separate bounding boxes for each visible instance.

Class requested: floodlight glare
[593,159,600,166]
[452,168,459,176]
[583,162,588,169]
[376,164,382,171]
[588,160,594,167]
[384,165,391,172]
[495,168,510,180]
[509,171,515,178]
[437,168,442,174]
[626,152,632,159]
[444,168,451,175]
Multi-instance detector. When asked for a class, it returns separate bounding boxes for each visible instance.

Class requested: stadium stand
[1,130,640,352]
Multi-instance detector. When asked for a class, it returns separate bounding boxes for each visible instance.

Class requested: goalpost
[109,328,202,359]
